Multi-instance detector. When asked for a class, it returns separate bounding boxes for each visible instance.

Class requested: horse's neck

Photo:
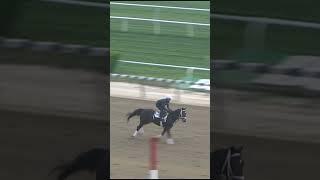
[214,149,229,166]
[169,110,179,119]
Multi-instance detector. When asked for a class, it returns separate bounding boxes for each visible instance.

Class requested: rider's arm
[166,103,172,112]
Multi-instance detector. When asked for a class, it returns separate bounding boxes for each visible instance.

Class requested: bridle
[179,108,186,121]
[220,149,245,180]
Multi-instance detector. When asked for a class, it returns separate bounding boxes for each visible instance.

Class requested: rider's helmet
[164,95,173,100]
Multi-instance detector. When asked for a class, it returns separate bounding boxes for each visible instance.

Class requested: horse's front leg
[166,128,175,144]
[155,127,167,138]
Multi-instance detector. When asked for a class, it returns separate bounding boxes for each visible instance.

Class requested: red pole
[149,137,159,179]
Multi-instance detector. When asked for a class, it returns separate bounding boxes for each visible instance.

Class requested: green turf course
[111,1,209,23]
[5,0,320,90]
[213,20,320,59]
[11,0,107,46]
[0,0,107,73]
[212,0,320,87]
[111,1,210,80]
[213,0,320,59]
[215,0,320,23]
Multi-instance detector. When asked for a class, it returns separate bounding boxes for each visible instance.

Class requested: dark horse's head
[213,146,244,180]
[173,107,187,123]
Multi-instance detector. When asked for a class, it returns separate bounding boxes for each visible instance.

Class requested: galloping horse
[127,107,187,144]
[212,146,244,180]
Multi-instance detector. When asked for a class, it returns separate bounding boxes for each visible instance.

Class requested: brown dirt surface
[214,89,320,180]
[110,97,210,179]
[0,110,106,180]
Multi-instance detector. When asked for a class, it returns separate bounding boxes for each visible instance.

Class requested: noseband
[220,149,244,180]
[179,109,186,120]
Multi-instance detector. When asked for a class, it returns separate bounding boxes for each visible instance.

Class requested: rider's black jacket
[156,98,171,111]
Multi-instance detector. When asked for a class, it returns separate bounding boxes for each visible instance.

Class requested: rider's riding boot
[160,111,165,123]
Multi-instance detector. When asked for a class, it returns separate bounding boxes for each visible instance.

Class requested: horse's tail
[127,108,143,123]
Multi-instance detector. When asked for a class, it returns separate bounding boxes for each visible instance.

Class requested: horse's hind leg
[132,123,144,137]
[138,126,144,135]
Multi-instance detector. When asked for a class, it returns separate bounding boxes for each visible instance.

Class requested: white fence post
[140,84,146,99]
[153,8,161,35]
[186,68,194,79]
[186,24,195,37]
[121,19,128,32]
[175,88,181,102]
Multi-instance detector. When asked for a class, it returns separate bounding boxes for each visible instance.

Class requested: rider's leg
[159,107,165,120]
[163,109,168,122]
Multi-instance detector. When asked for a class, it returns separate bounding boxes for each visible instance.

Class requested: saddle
[153,111,168,126]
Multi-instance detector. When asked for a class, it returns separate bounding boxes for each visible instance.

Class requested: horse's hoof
[155,134,162,138]
[132,130,138,137]
[166,139,174,144]
[138,128,144,135]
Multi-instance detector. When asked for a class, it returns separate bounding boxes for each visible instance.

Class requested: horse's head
[228,146,244,180]
[214,146,244,180]
[179,108,187,123]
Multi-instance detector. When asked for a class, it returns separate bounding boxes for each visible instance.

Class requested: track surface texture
[110,97,210,179]
[214,89,320,180]
[0,110,107,180]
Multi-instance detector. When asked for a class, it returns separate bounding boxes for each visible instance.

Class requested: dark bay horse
[212,146,244,180]
[49,147,108,180]
[127,107,187,144]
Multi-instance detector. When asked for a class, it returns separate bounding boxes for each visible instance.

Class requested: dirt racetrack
[214,132,320,180]
[0,110,107,180]
[110,97,210,179]
[213,89,320,180]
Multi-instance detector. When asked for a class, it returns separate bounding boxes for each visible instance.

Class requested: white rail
[213,14,320,29]
[111,2,209,12]
[42,0,320,29]
[110,16,210,26]
[118,60,209,71]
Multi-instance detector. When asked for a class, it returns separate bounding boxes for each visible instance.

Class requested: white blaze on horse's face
[180,108,187,122]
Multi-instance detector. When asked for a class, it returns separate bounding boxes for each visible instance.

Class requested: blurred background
[2,0,320,179]
[110,1,210,178]
[0,0,107,179]
[213,0,320,179]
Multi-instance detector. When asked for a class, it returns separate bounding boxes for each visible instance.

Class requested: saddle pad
[154,111,160,118]
[153,111,167,119]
